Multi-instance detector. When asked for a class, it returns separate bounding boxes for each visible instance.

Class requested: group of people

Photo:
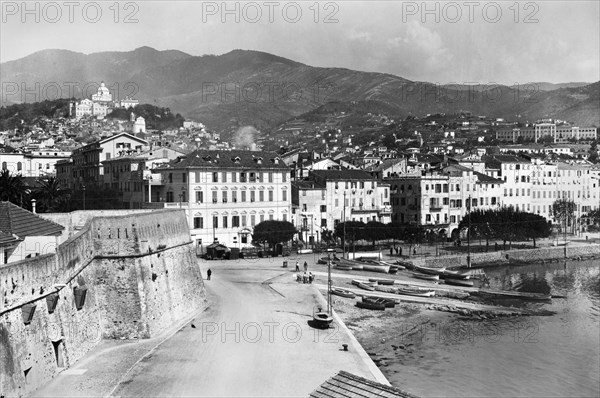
[389,246,403,256]
[295,260,313,283]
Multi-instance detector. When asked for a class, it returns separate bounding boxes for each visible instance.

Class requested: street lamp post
[82,184,86,210]
[343,191,347,259]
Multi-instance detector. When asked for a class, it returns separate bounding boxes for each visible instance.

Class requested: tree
[364,221,387,247]
[334,221,366,250]
[402,225,426,255]
[523,213,552,247]
[252,220,297,250]
[589,140,598,163]
[0,169,30,207]
[33,177,71,212]
[551,199,576,234]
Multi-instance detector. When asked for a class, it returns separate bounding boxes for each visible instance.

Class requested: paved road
[106,260,385,397]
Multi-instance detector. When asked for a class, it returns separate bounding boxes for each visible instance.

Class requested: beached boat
[334,264,353,271]
[380,261,405,270]
[444,278,474,287]
[351,279,376,287]
[414,265,446,275]
[362,296,396,308]
[362,264,391,274]
[312,311,333,329]
[357,282,376,291]
[412,272,439,281]
[440,270,471,280]
[330,287,356,299]
[368,278,395,286]
[478,289,551,301]
[396,288,436,297]
[356,300,386,310]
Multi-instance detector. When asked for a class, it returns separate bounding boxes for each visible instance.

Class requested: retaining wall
[0,210,207,397]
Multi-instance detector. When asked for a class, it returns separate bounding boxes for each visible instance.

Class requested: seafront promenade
[30,256,388,397]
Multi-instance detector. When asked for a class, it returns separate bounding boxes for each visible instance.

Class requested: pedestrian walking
[390,247,393,256]
[399,247,403,256]
[295,260,300,271]
[303,271,308,284]
[395,247,399,255]
[207,268,212,280]
[304,261,308,272]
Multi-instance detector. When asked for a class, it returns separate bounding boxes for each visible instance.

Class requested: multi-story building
[484,155,533,212]
[101,147,184,209]
[497,123,597,143]
[388,164,503,239]
[0,150,71,177]
[557,162,600,231]
[151,150,292,250]
[71,133,148,188]
[292,170,392,244]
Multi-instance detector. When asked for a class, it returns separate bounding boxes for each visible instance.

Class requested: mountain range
[1,46,598,130]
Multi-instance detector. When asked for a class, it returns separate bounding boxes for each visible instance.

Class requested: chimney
[31,199,37,214]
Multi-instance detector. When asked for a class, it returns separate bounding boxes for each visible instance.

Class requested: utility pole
[343,191,347,259]
[467,194,471,268]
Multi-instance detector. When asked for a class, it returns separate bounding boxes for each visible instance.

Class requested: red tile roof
[0,201,64,238]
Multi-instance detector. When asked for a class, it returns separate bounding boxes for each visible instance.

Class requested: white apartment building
[153,150,292,250]
[484,155,533,212]
[0,150,72,177]
[293,170,392,245]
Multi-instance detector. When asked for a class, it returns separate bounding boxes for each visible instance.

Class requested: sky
[1,1,599,84]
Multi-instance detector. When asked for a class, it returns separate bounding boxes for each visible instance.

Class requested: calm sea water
[388,259,600,398]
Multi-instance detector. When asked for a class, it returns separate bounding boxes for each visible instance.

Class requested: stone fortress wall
[0,210,207,397]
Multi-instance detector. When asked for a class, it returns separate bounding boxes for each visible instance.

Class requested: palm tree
[0,169,30,207]
[34,177,71,212]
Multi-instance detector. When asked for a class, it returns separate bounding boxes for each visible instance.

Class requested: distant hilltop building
[134,116,146,134]
[70,82,139,119]
[497,123,597,143]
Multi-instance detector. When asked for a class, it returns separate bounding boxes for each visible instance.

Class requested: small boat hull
[335,264,353,271]
[330,287,356,298]
[414,265,445,275]
[357,282,375,291]
[362,264,391,274]
[412,273,440,281]
[356,300,385,310]
[313,312,333,329]
[444,278,474,287]
[397,288,436,297]
[368,278,395,285]
[363,296,396,308]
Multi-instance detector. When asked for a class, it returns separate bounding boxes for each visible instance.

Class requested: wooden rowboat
[441,270,471,280]
[362,296,396,308]
[351,279,376,287]
[330,287,356,299]
[335,264,353,271]
[313,312,333,329]
[356,300,386,310]
[397,288,436,297]
[357,282,376,291]
[368,278,395,286]
[414,265,446,275]
[444,278,474,287]
[412,272,439,281]
[478,289,551,301]
[362,264,391,274]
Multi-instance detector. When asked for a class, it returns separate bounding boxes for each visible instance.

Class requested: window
[212,191,218,203]
[223,216,228,228]
[212,172,218,182]
[196,191,203,203]
[222,191,227,203]
[268,172,273,183]
[232,172,237,182]
[240,172,247,182]
[168,173,173,183]
[166,191,174,202]
[282,172,287,182]
[232,191,237,202]
[321,218,327,227]
[259,191,264,201]
[250,191,256,202]
[320,205,327,212]
[213,216,218,229]
[182,173,187,183]
[250,215,255,226]
[232,216,240,227]
[268,191,273,201]
[282,190,287,201]
[241,191,247,202]
[269,214,274,220]
[242,215,247,226]
[260,215,264,223]
[195,171,201,183]
[193,217,203,229]
[222,172,227,183]
[283,214,287,222]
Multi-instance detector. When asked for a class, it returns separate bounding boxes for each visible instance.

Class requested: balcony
[430,206,443,211]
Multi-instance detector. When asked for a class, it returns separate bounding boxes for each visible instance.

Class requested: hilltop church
[70,82,139,119]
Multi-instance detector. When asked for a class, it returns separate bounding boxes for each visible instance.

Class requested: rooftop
[0,201,64,238]
[157,150,289,170]
[310,370,419,398]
